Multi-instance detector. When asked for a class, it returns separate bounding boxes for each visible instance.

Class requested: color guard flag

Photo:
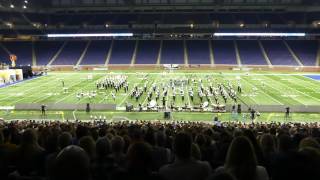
[10,54,17,67]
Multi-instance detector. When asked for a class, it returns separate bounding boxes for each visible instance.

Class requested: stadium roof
[1,0,320,12]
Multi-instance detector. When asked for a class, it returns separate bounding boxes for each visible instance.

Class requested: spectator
[109,136,126,168]
[151,131,171,171]
[216,136,269,180]
[50,145,91,180]
[79,136,96,161]
[92,137,115,180]
[159,132,211,180]
[299,137,320,150]
[58,132,73,149]
[112,142,162,180]
[15,128,45,176]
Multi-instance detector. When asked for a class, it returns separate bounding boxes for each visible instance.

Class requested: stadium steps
[32,41,36,66]
[183,40,189,66]
[233,40,242,67]
[208,40,215,66]
[283,40,303,66]
[131,40,139,66]
[47,41,67,66]
[316,41,320,66]
[104,39,114,66]
[156,40,163,65]
[0,42,12,55]
[76,40,91,66]
[258,40,273,67]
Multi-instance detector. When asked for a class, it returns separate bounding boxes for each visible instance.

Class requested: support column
[258,40,273,68]
[76,40,91,66]
[105,40,114,66]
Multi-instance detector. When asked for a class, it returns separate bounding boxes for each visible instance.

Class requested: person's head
[126,142,153,172]
[79,136,96,160]
[2,128,11,142]
[225,136,257,180]
[278,134,295,153]
[58,132,72,149]
[195,134,206,147]
[173,132,192,160]
[45,133,59,153]
[155,131,166,147]
[96,137,111,158]
[0,130,4,144]
[191,143,201,160]
[51,145,90,180]
[208,171,236,180]
[260,134,276,154]
[299,137,320,150]
[21,128,38,146]
[111,136,124,154]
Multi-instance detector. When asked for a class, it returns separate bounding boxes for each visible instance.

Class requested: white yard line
[242,78,284,105]
[290,75,320,91]
[119,83,137,107]
[99,92,110,103]
[55,75,105,104]
[0,76,43,89]
[32,77,86,103]
[13,75,83,104]
[0,76,58,101]
[117,76,148,106]
[265,75,320,103]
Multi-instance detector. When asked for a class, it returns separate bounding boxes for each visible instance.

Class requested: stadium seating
[161,40,184,64]
[109,40,135,64]
[135,40,160,64]
[287,40,318,66]
[0,43,10,65]
[187,40,211,64]
[261,40,298,66]
[81,40,111,65]
[237,40,268,65]
[1,41,33,66]
[212,40,237,65]
[52,41,88,65]
[0,40,319,66]
[34,41,64,65]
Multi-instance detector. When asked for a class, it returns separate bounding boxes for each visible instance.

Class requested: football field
[1,70,320,123]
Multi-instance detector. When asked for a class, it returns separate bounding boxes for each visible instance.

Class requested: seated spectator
[151,131,171,171]
[259,134,276,173]
[58,132,73,149]
[92,137,115,180]
[50,145,91,180]
[46,132,73,177]
[216,136,269,180]
[159,132,211,180]
[299,137,320,150]
[14,128,45,176]
[109,136,126,168]
[112,142,162,180]
[79,136,96,161]
[207,171,236,180]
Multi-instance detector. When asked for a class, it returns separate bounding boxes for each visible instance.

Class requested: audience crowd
[0,120,319,180]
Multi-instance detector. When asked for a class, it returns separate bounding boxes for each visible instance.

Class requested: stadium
[0,1,320,180]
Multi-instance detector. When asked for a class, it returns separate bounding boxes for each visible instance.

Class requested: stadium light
[213,33,306,37]
[10,4,14,8]
[47,33,134,38]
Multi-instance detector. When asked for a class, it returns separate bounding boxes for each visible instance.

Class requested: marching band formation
[69,74,245,112]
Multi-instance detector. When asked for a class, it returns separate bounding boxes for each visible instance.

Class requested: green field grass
[0,70,320,122]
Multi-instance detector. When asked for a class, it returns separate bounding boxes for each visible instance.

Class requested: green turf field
[0,70,320,122]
